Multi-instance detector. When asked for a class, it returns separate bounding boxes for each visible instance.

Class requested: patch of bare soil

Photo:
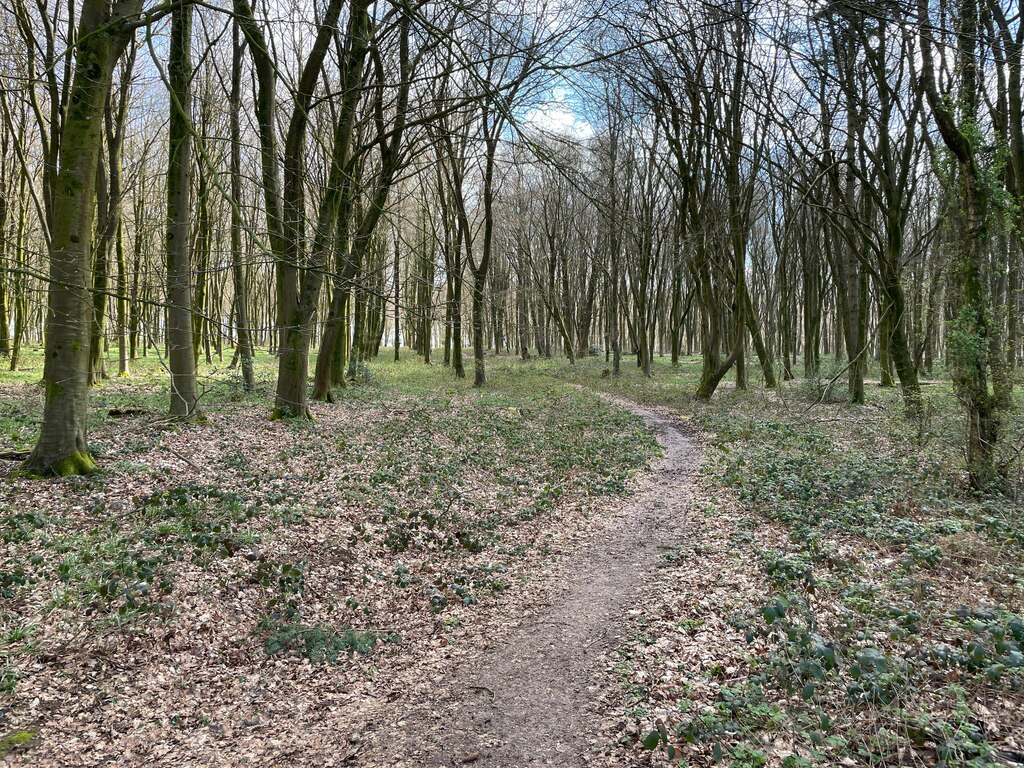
[352,398,700,767]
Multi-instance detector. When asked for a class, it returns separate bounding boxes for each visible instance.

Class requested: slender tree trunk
[8,170,27,372]
[393,235,400,361]
[192,162,210,366]
[90,149,110,385]
[103,50,136,379]
[166,3,199,418]
[517,267,530,359]
[0,179,8,359]
[129,202,143,360]
[115,196,128,376]
[230,22,255,391]
[610,249,621,375]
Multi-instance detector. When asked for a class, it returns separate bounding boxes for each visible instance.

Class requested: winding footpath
[357,397,699,767]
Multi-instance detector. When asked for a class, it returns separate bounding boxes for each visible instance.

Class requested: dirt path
[356,398,699,767]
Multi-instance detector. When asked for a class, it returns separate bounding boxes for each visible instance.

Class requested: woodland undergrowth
[0,350,656,765]
[550,355,1024,767]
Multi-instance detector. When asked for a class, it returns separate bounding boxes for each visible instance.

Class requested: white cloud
[523,87,594,140]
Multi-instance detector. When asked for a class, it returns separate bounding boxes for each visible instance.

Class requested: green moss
[16,450,98,478]
[0,730,34,756]
[54,451,98,476]
[44,379,63,403]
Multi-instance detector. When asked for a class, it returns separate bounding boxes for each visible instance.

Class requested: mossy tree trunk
[312,228,356,402]
[233,0,349,418]
[880,236,923,416]
[990,3,1023,375]
[313,5,411,399]
[919,0,1005,490]
[22,0,142,476]
[694,251,740,400]
[878,294,895,387]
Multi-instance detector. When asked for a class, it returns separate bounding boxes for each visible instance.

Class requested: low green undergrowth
[549,355,1023,765]
[664,405,1024,765]
[709,412,1024,763]
[1,352,658,710]
[261,621,399,664]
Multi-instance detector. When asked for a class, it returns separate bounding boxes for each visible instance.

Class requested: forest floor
[353,396,700,767]
[2,349,1024,767]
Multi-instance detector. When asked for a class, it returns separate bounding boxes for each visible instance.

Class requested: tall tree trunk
[919,0,1004,489]
[393,234,400,361]
[90,148,110,385]
[233,0,351,417]
[166,3,199,418]
[229,22,255,391]
[802,232,822,376]
[129,197,143,361]
[610,249,621,375]
[517,266,530,360]
[22,0,142,476]
[832,230,866,404]
[115,191,128,376]
[192,159,211,366]
[8,167,28,372]
[0,149,10,359]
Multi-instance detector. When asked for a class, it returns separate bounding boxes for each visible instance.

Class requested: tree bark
[919,0,1003,490]
[166,2,199,418]
[230,22,255,391]
[22,0,142,476]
